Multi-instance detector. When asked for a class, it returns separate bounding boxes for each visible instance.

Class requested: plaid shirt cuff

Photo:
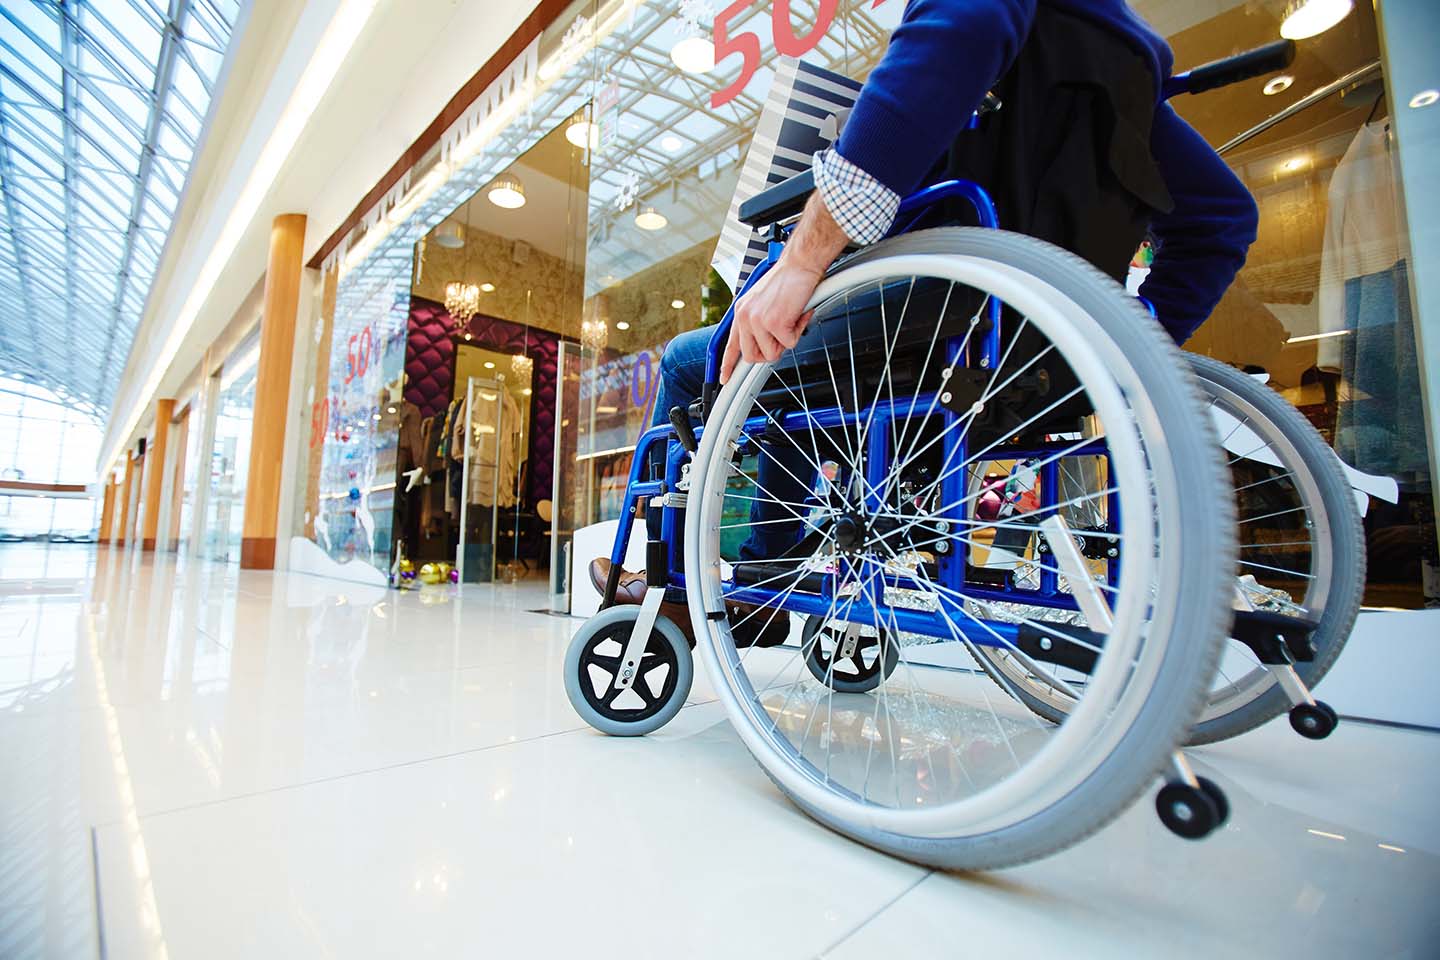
[812,148,900,245]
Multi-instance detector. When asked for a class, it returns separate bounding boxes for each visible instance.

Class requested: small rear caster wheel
[1196,776,1229,828]
[801,615,899,693]
[1156,780,1223,840]
[564,605,692,736]
[1289,701,1338,740]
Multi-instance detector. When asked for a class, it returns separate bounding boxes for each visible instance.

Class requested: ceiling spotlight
[1410,89,1439,109]
[566,116,599,150]
[670,36,714,74]
[635,206,668,231]
[483,361,496,369]
[1280,0,1353,40]
[670,299,685,309]
[1263,75,1294,96]
[463,333,472,341]
[479,282,495,292]
[660,134,684,153]
[488,175,526,209]
[615,320,631,331]
[433,221,465,248]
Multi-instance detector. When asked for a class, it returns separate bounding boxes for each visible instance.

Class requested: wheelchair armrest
[738,168,815,228]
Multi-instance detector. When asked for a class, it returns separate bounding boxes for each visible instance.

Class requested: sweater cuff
[812,148,901,246]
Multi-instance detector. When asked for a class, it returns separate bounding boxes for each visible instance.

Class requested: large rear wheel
[686,228,1234,869]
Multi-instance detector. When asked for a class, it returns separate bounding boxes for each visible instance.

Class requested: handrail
[1216,60,1382,156]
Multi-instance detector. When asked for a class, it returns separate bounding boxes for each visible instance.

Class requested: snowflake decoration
[677,0,711,33]
[561,16,590,58]
[613,170,640,212]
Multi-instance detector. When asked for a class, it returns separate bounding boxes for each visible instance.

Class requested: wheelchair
[563,40,1364,870]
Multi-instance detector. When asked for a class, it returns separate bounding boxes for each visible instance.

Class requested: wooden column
[141,398,175,550]
[98,479,116,542]
[241,213,307,569]
[117,454,136,544]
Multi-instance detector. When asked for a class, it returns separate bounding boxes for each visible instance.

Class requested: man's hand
[720,191,852,383]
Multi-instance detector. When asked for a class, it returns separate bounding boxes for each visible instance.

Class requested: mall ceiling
[0,0,240,418]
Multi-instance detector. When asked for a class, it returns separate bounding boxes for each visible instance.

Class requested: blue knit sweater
[836,0,1259,344]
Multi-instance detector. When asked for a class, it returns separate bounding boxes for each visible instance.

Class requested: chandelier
[445,281,480,323]
[511,352,533,379]
[580,318,608,351]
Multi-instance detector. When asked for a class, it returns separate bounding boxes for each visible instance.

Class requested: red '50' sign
[711,0,893,108]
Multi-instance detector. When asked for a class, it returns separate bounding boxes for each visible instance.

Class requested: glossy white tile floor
[1,543,1437,958]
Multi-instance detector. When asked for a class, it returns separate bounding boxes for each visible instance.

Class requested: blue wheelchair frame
[601,177,1121,650]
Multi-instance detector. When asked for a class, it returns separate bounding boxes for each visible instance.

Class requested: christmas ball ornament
[418,563,444,584]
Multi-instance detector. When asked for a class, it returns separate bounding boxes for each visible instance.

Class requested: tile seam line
[815,868,934,958]
[92,698,726,826]
[90,825,108,960]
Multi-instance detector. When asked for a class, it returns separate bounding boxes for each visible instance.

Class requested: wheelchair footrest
[1231,609,1318,664]
[1013,622,1105,674]
[731,563,830,594]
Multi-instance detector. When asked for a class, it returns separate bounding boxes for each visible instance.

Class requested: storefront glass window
[1144,0,1436,607]
[203,337,258,563]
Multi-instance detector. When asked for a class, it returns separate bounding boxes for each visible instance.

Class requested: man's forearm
[782,191,852,277]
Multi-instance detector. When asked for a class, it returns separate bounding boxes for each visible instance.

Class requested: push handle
[1164,39,1296,99]
[668,405,699,454]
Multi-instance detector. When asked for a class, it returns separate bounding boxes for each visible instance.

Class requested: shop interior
[392,120,588,584]
[1162,2,1434,606]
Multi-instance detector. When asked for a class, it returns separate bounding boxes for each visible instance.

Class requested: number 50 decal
[710,0,841,108]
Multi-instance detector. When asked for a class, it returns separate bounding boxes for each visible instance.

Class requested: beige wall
[413,223,583,338]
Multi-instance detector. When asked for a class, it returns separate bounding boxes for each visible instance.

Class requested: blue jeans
[648,327,814,561]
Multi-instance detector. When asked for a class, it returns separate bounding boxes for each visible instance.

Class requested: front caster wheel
[801,615,899,693]
[1289,701,1338,740]
[564,605,693,736]
[1156,781,1224,840]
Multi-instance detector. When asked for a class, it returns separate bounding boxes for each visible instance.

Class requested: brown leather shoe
[589,557,694,646]
[588,557,647,605]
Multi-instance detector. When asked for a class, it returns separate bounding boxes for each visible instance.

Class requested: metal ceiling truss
[0,0,237,414]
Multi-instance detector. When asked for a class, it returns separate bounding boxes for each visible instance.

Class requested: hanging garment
[465,388,524,507]
[1315,121,1426,477]
[1316,121,1402,371]
[397,400,424,471]
[1333,261,1427,477]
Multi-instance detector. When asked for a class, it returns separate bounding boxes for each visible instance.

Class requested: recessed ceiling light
[479,282,495,292]
[1279,0,1352,40]
[1410,89,1439,109]
[670,36,713,74]
[483,361,495,369]
[487,175,526,209]
[670,299,685,309]
[1263,75,1294,96]
[566,117,599,150]
[660,134,684,153]
[387,406,397,414]
[615,320,630,330]
[372,414,381,421]
[463,333,472,341]
[635,206,667,231]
